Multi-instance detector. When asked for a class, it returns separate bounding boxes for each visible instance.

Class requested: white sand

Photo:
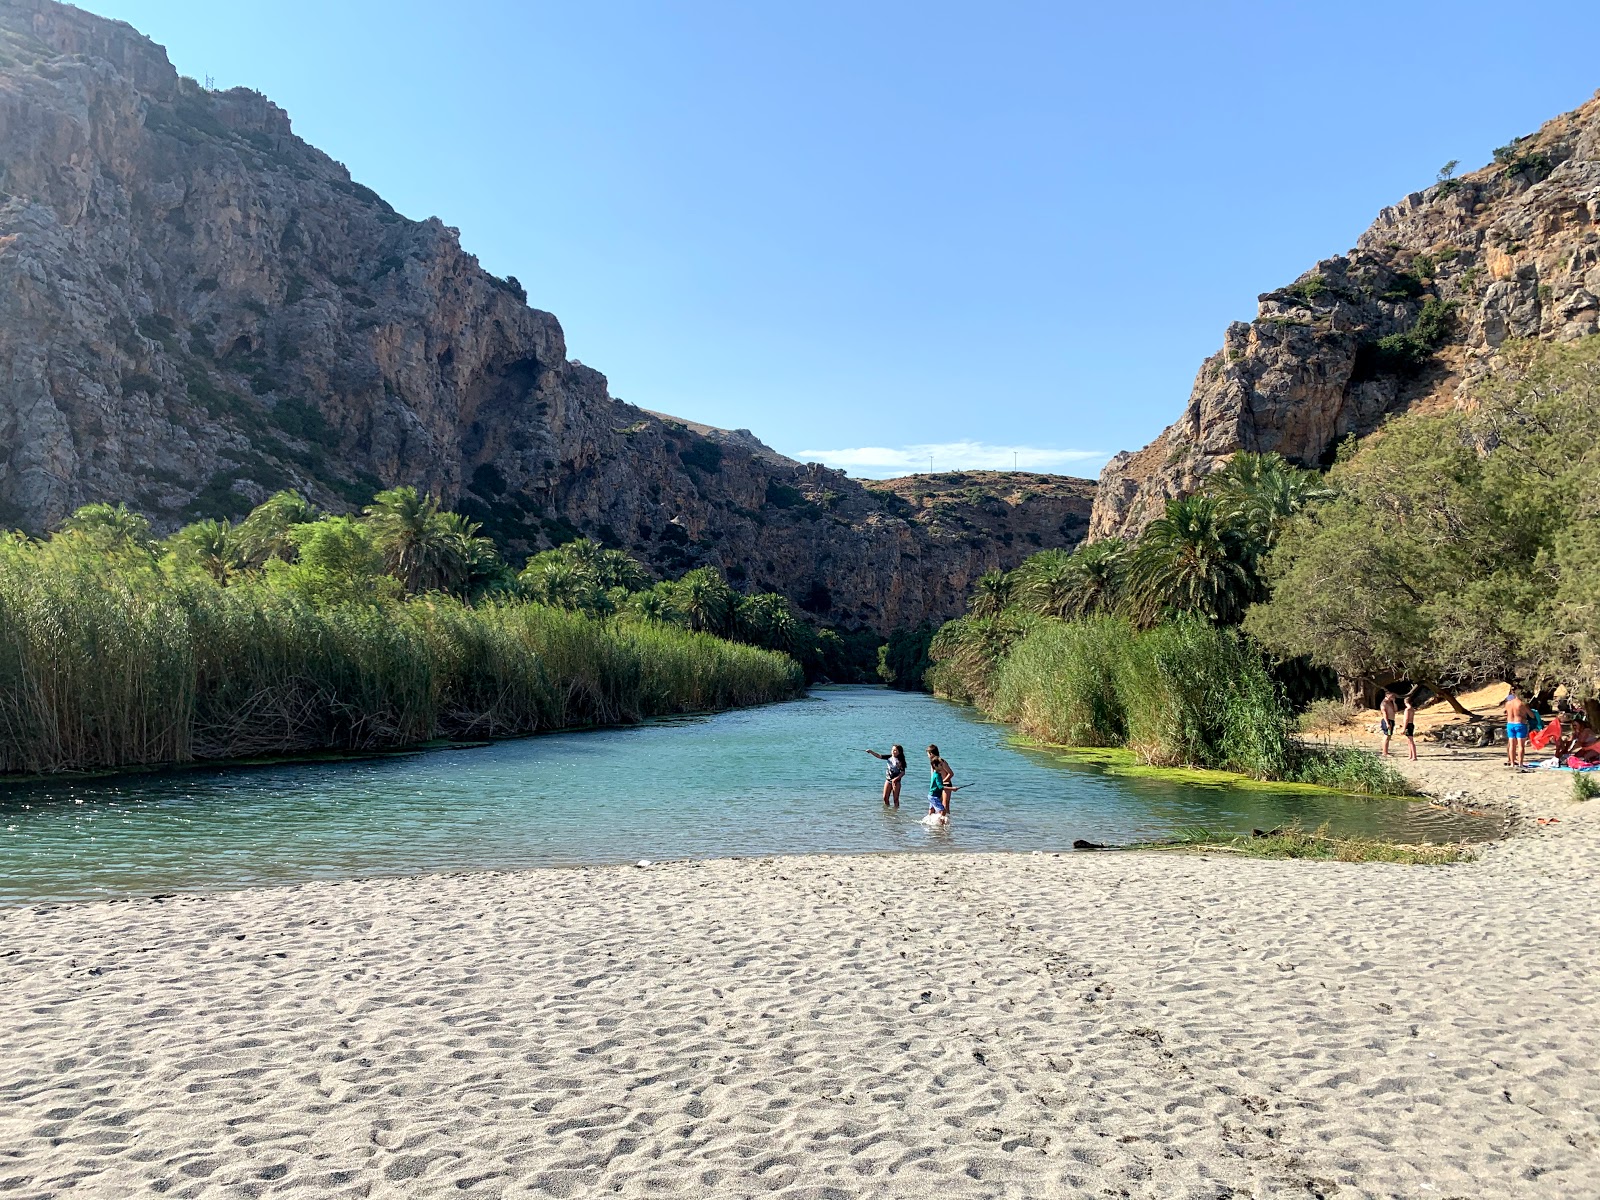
[4,796,1599,1198]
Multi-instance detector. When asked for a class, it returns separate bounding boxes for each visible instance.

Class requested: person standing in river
[926,744,955,822]
[864,745,906,807]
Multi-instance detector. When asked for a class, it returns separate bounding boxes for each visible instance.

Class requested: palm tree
[1204,452,1330,564]
[169,519,246,584]
[1066,540,1129,617]
[968,569,1015,618]
[1124,495,1255,626]
[522,558,606,613]
[235,491,320,567]
[625,588,683,626]
[60,503,156,554]
[362,487,461,594]
[736,593,804,653]
[1012,548,1075,618]
[437,512,503,598]
[1013,542,1127,620]
[675,567,735,635]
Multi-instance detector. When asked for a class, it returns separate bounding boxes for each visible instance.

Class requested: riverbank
[1319,681,1581,824]
[4,780,1595,1198]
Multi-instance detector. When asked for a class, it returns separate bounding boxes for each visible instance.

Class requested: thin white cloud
[796,441,1106,478]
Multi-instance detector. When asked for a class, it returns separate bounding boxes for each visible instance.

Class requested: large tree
[1247,335,1600,709]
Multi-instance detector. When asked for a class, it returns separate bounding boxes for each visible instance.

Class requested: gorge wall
[1090,91,1600,539]
[0,0,1092,632]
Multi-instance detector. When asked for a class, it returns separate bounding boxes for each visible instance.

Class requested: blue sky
[89,1,1599,479]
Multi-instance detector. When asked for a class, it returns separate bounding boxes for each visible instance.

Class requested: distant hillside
[1091,90,1600,539]
[865,471,1093,554]
[0,0,1094,631]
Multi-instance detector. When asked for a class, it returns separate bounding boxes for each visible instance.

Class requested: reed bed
[0,554,802,775]
[986,616,1409,794]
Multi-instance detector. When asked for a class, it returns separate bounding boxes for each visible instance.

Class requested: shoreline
[4,787,1595,1197]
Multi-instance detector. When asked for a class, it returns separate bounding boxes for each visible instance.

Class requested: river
[0,685,1496,905]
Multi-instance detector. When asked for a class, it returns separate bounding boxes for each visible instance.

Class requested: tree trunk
[1424,682,1474,717]
[1338,674,1377,710]
[1586,696,1600,731]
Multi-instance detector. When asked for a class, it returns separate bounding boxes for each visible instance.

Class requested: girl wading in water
[864,745,907,807]
[926,744,955,824]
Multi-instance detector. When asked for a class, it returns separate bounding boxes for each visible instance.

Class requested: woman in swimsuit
[926,744,955,822]
[865,745,906,807]
[1564,718,1600,765]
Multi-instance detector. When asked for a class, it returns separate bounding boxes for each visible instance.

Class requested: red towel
[1529,718,1562,750]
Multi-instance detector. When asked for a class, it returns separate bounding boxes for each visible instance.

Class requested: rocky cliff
[0,0,1093,631]
[1090,91,1600,540]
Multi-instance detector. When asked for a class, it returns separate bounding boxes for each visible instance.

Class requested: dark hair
[926,744,939,757]
[891,744,905,759]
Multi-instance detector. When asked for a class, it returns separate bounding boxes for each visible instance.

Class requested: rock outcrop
[1090,91,1600,540]
[0,0,1093,631]
[864,471,1093,557]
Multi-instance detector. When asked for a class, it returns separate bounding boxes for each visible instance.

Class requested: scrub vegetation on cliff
[0,491,806,775]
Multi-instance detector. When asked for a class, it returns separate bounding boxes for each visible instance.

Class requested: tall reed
[985,614,1406,793]
[0,546,803,775]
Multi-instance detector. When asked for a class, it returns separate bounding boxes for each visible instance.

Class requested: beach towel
[1529,718,1562,750]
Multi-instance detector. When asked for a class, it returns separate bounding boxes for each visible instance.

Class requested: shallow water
[0,686,1496,905]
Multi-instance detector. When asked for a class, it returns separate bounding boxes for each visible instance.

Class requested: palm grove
[913,337,1600,787]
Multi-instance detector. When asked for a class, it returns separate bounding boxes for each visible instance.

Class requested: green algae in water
[1015,740,1401,797]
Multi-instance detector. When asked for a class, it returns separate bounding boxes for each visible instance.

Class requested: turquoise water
[0,686,1494,905]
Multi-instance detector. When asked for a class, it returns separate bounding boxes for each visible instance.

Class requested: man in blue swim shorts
[1504,690,1532,768]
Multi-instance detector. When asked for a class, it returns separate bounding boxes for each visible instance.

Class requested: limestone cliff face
[0,0,1092,631]
[1090,92,1600,540]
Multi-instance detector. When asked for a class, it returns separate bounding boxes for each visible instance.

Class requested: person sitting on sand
[1402,690,1419,762]
[865,745,907,808]
[1561,717,1600,765]
[1504,690,1532,768]
[1378,688,1400,757]
[926,744,955,823]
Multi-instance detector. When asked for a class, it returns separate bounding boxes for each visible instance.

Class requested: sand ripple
[3,808,1598,1197]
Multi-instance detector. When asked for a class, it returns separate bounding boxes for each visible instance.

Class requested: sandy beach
[3,743,1598,1200]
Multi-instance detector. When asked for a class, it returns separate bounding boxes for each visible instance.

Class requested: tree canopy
[1246,336,1600,702]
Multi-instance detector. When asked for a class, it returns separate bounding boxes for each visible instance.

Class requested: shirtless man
[1378,688,1400,757]
[1504,690,1533,767]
